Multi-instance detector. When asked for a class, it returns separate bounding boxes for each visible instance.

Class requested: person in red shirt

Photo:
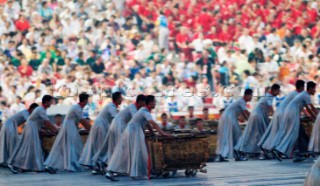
[307,4,318,24]
[197,8,212,33]
[176,26,189,49]
[311,21,320,39]
[15,14,30,32]
[206,26,219,42]
[218,24,232,43]
[18,59,33,77]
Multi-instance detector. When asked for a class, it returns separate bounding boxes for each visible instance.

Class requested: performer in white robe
[105,95,172,181]
[304,156,320,186]
[44,93,92,173]
[235,84,280,158]
[92,95,146,172]
[259,80,305,151]
[0,103,39,166]
[309,112,320,153]
[215,89,253,162]
[273,82,318,161]
[8,96,58,173]
[79,92,123,168]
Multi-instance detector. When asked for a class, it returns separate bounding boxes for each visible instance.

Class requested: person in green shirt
[11,52,23,67]
[86,50,97,67]
[29,48,41,70]
[55,50,66,72]
[76,52,86,66]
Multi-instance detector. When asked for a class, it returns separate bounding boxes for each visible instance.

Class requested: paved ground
[0,159,315,186]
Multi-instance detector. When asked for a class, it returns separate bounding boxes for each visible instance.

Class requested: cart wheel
[162,171,170,178]
[151,169,162,177]
[185,169,191,177]
[171,170,177,177]
[190,170,197,177]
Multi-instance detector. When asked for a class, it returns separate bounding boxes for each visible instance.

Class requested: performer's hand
[161,132,173,137]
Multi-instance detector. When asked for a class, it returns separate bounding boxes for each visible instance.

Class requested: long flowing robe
[79,102,118,166]
[258,91,299,150]
[44,104,86,172]
[275,91,312,156]
[235,93,274,153]
[216,98,248,158]
[304,157,320,186]
[93,104,137,165]
[107,107,152,178]
[9,107,49,171]
[0,109,29,165]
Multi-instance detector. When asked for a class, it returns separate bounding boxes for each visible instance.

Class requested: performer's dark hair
[55,114,62,117]
[270,84,280,91]
[136,94,146,103]
[196,118,203,123]
[112,92,122,102]
[42,95,53,104]
[79,92,89,102]
[161,113,167,117]
[244,89,253,96]
[307,81,316,90]
[295,80,305,90]
[188,106,194,110]
[145,95,155,105]
[203,108,208,111]
[29,103,39,110]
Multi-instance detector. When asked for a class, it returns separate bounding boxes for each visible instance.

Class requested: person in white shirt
[9,96,26,116]
[192,33,205,53]
[159,113,173,130]
[238,29,255,55]
[174,116,191,130]
[266,28,282,46]
[265,55,279,76]
[140,34,154,57]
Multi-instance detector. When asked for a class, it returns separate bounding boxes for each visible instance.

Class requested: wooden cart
[146,132,209,178]
[42,130,89,154]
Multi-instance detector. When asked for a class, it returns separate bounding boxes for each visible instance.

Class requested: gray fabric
[308,113,320,153]
[107,107,152,178]
[235,93,274,153]
[89,102,119,164]
[93,104,137,165]
[275,91,312,156]
[158,27,169,50]
[216,98,248,158]
[259,91,299,150]
[0,110,29,165]
[44,104,85,172]
[9,107,49,171]
[304,157,320,186]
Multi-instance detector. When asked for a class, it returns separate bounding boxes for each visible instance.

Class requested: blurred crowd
[1,0,320,120]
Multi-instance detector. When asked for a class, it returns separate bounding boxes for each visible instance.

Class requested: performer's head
[307,81,317,95]
[112,92,123,106]
[54,114,63,126]
[145,95,156,110]
[203,108,209,120]
[161,113,168,125]
[196,118,204,131]
[243,89,253,102]
[188,106,194,117]
[79,92,89,106]
[270,84,280,96]
[42,95,53,108]
[295,80,305,92]
[28,103,39,113]
[136,94,146,109]
[178,116,187,128]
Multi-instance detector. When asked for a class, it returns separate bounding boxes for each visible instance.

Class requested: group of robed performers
[1,81,320,184]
